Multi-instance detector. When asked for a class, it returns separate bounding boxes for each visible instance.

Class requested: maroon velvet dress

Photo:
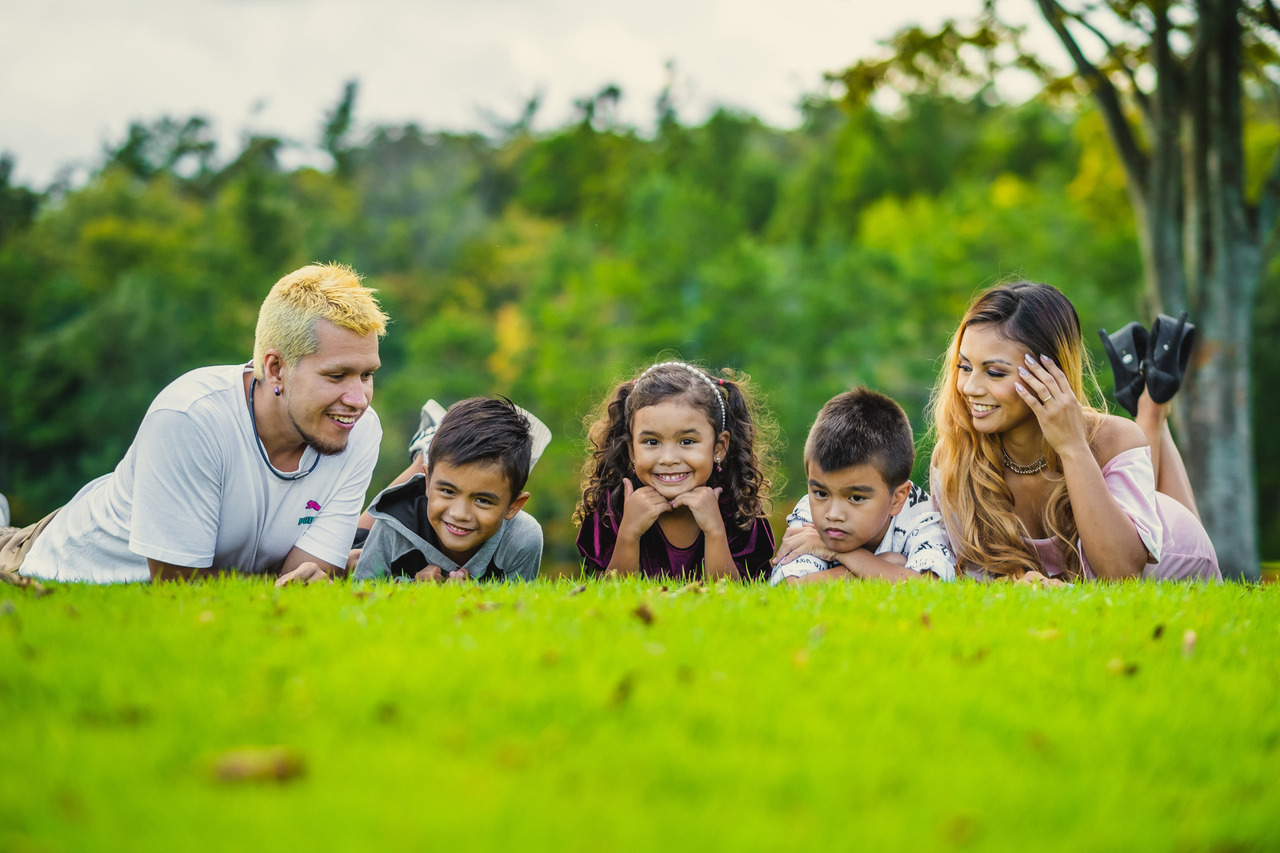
[576,496,775,581]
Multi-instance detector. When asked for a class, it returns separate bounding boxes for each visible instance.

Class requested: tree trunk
[1182,252,1260,580]
[1186,0,1260,579]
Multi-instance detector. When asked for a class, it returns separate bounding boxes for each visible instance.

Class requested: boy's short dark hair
[803,388,914,487]
[428,397,533,499]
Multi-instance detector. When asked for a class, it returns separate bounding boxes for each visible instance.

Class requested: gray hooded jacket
[352,474,542,582]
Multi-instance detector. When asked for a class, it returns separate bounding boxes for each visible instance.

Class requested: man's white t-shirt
[21,364,382,583]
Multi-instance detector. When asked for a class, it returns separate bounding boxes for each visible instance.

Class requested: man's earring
[274,386,281,397]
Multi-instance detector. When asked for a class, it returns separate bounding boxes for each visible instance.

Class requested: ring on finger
[1041,394,1053,403]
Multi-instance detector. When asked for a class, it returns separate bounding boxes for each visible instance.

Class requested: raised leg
[1133,389,1200,519]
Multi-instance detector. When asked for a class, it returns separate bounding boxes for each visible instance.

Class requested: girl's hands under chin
[1015,353,1089,455]
[671,486,725,534]
[620,478,672,535]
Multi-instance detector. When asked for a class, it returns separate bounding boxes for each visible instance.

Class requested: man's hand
[275,562,333,587]
[772,524,837,566]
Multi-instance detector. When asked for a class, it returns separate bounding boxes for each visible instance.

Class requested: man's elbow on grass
[147,559,229,583]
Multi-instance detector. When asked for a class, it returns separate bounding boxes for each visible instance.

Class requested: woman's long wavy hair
[928,281,1104,580]
[575,362,777,530]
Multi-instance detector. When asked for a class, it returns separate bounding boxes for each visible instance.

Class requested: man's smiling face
[282,319,380,456]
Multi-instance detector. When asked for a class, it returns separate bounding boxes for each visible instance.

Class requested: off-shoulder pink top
[936,446,1220,581]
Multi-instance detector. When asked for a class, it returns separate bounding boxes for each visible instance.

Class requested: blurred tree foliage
[2,80,1275,569]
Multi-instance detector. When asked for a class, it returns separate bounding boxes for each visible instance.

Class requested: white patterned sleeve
[769,496,833,586]
[898,486,957,582]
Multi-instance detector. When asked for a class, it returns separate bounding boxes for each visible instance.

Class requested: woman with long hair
[929,281,1220,582]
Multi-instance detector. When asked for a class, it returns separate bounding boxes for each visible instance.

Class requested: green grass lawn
[1,578,1276,852]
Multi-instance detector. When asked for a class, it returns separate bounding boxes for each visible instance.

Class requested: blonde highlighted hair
[928,281,1104,580]
[253,263,388,378]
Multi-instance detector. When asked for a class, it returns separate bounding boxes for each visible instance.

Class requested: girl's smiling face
[956,322,1035,434]
[630,398,729,501]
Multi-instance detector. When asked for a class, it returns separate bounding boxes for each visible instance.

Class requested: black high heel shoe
[1098,321,1148,416]
[1145,311,1196,404]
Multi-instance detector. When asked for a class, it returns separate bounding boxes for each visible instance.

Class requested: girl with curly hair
[576,361,776,581]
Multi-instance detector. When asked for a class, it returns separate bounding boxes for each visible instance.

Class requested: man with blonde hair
[6,263,388,585]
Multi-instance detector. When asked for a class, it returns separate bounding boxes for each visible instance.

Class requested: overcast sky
[1,0,1061,187]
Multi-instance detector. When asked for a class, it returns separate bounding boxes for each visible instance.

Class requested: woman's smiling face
[955,323,1035,434]
[629,398,728,500]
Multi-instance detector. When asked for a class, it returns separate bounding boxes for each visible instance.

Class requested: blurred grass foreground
[2,578,1276,852]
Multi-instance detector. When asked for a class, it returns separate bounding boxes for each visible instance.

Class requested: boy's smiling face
[426,458,528,564]
[806,461,910,555]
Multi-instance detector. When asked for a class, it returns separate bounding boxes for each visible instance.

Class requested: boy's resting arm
[770,497,830,586]
[833,548,924,582]
[784,567,851,585]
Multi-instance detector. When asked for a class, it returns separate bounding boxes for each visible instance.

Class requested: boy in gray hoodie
[353,397,545,583]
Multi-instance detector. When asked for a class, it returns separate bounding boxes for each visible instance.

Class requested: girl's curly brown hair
[575,362,778,530]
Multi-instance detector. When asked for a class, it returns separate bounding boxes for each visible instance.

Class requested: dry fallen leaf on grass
[1107,658,1139,676]
[633,602,655,625]
[212,746,306,783]
[611,672,635,706]
[0,572,50,596]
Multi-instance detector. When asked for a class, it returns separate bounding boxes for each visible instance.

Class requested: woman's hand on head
[1015,353,1089,456]
[671,486,726,535]
[619,478,672,536]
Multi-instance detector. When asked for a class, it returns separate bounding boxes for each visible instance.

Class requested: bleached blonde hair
[253,263,388,378]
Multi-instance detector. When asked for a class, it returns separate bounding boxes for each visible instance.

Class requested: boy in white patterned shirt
[770,388,955,584]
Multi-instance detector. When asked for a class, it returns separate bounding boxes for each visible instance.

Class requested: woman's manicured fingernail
[1025,354,1036,365]
[1018,366,1029,376]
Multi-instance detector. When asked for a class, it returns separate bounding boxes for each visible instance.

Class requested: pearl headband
[635,361,727,431]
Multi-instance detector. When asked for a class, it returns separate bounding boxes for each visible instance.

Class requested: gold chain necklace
[1001,447,1047,475]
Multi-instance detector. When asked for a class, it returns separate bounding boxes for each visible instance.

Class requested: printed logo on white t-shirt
[298,500,322,525]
